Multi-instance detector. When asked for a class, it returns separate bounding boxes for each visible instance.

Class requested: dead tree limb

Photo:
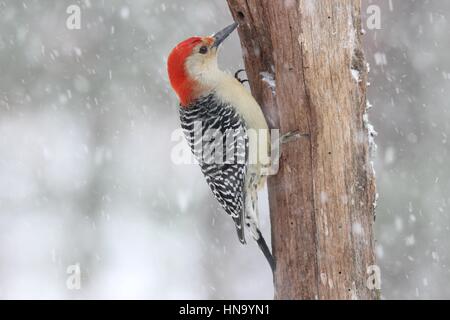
[227,0,377,300]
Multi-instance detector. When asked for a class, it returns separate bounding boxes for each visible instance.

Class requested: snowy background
[0,0,449,299]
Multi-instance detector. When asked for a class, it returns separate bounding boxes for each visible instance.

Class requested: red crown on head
[167,37,204,106]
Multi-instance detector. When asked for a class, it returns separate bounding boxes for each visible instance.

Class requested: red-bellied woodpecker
[167,22,275,271]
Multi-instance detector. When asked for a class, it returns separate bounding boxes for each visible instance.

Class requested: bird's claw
[234,69,249,84]
[280,130,310,144]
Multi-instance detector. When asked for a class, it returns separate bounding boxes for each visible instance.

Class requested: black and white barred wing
[180,97,249,244]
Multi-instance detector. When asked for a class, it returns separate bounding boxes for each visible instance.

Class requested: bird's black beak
[212,22,238,49]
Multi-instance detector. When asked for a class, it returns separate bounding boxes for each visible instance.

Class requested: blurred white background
[0,0,449,299]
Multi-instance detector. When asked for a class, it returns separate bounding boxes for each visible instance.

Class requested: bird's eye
[199,46,208,54]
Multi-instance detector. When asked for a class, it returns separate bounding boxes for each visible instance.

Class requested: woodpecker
[167,23,275,271]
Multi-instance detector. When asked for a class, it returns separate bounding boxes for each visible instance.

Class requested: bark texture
[226,0,377,300]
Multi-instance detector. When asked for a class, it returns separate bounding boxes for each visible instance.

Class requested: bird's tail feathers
[256,229,276,272]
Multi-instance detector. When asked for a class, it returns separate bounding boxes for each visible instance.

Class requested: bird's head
[167,22,238,107]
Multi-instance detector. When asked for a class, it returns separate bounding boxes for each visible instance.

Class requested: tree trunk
[226,0,377,300]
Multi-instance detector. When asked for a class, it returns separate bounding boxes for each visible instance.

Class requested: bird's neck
[181,68,227,107]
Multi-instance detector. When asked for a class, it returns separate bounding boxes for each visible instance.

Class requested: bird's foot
[234,69,249,84]
[280,130,310,144]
